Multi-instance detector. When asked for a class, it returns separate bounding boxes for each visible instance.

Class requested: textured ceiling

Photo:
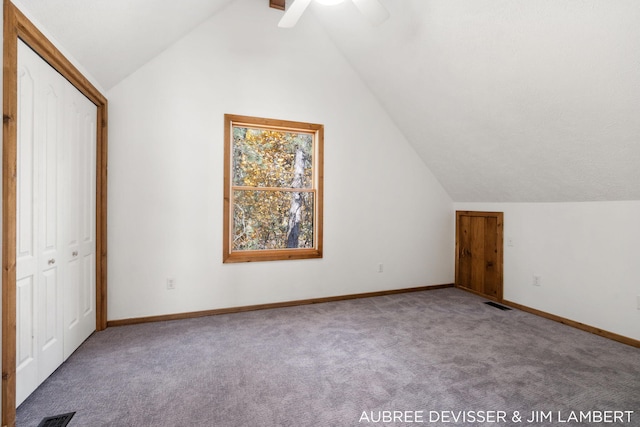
[13,0,234,90]
[313,0,640,202]
[13,0,640,202]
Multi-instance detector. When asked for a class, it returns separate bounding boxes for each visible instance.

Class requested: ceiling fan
[271,0,389,28]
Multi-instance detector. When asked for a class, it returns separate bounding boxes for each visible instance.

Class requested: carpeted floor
[17,288,640,426]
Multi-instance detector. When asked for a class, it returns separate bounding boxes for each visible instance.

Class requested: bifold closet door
[63,75,97,359]
[16,40,97,406]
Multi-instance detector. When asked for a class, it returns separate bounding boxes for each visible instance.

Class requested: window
[223,114,323,263]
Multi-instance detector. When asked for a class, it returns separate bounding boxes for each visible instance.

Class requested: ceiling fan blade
[352,0,389,26]
[278,0,313,28]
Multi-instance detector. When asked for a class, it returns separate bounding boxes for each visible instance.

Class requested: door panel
[455,211,503,301]
[469,216,485,294]
[64,88,97,359]
[16,65,35,263]
[16,276,35,371]
[37,67,64,385]
[16,45,40,405]
[79,107,97,340]
[483,217,499,298]
[16,276,37,406]
[64,95,82,357]
[41,270,59,350]
[39,267,62,379]
[457,214,471,289]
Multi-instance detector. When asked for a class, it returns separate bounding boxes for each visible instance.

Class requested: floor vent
[485,301,511,311]
[37,412,75,427]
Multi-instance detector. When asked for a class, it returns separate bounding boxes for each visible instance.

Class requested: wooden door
[455,211,503,301]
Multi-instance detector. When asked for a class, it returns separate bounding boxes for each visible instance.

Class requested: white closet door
[16,41,41,406]
[63,79,97,358]
[36,52,65,386]
[17,39,66,406]
[16,40,97,406]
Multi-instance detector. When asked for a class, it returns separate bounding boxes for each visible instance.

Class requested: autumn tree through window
[223,114,324,263]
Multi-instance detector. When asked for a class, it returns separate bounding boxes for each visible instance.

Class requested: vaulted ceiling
[14,0,640,202]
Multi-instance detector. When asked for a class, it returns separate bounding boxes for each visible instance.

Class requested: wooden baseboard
[454,285,500,302]
[454,286,638,348]
[107,283,454,327]
[501,299,640,348]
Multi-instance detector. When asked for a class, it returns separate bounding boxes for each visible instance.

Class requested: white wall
[106,0,454,321]
[455,201,640,341]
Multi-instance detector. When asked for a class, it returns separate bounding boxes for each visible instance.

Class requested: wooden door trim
[455,211,504,301]
[2,1,108,424]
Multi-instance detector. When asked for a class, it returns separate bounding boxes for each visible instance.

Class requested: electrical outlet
[533,275,541,287]
[378,263,384,273]
[166,278,176,290]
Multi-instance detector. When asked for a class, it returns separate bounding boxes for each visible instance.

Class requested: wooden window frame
[223,114,323,263]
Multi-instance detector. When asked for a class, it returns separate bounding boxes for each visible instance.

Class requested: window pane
[232,127,313,189]
[233,190,314,251]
